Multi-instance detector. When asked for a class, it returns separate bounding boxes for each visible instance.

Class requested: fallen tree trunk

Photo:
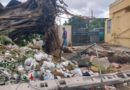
[0,0,62,55]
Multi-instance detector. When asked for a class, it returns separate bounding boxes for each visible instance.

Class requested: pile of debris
[1,43,130,87]
[69,44,130,64]
[0,44,100,85]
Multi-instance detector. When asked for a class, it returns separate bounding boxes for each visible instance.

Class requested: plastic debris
[44,70,54,80]
[72,68,82,76]
[34,52,48,61]
[17,65,25,74]
[43,61,55,69]
[0,44,117,86]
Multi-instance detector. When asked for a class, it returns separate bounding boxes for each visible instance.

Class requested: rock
[65,63,77,70]
[91,57,110,70]
[111,63,121,68]
[63,47,73,53]
[90,66,99,72]
[61,61,70,67]
[52,69,64,77]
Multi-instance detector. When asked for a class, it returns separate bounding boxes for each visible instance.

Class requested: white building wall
[58,25,72,45]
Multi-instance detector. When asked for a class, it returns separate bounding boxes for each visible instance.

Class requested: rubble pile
[70,44,130,64]
[0,44,100,85]
[1,43,130,86]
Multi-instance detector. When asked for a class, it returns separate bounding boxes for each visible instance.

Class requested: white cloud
[0,0,115,24]
[64,0,115,18]
[0,0,115,17]
[0,0,10,6]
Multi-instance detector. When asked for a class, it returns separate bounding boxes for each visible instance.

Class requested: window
[107,19,111,33]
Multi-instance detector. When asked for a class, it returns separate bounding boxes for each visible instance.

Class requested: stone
[91,57,110,70]
[111,63,121,68]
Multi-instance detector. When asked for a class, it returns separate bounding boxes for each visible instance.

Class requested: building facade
[105,0,130,48]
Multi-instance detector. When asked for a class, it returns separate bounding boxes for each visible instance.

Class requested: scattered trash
[1,43,130,86]
[0,44,89,85]
[34,52,48,62]
[72,67,83,76]
[44,70,54,80]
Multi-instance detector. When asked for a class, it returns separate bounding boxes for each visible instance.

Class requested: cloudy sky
[64,0,115,18]
[0,0,115,24]
[0,0,115,18]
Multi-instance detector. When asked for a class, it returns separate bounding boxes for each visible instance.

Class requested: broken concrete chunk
[91,66,99,72]
[111,63,121,68]
[91,57,110,70]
